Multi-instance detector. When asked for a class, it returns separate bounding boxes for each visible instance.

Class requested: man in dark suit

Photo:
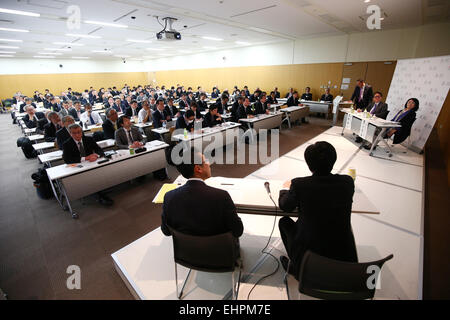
[254,93,270,115]
[320,88,334,102]
[56,115,75,150]
[197,93,208,111]
[115,115,144,149]
[20,98,37,113]
[350,79,374,111]
[267,91,278,104]
[189,101,203,120]
[300,87,312,101]
[230,96,244,122]
[152,99,171,128]
[203,104,223,128]
[23,106,45,129]
[249,90,261,103]
[102,108,118,140]
[278,141,357,278]
[365,91,388,119]
[215,94,229,114]
[43,112,62,142]
[285,88,294,99]
[161,148,243,245]
[287,91,300,107]
[175,109,195,132]
[62,123,112,206]
[178,94,189,110]
[274,87,281,99]
[237,97,255,121]
[125,100,141,118]
[68,101,83,121]
[164,98,179,119]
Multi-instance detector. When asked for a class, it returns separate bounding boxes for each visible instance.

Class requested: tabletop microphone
[264,181,271,196]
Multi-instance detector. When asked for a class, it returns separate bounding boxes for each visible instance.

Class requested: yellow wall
[0,72,149,100]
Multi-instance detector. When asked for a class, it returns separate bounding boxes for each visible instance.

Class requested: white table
[28,134,44,143]
[24,128,37,135]
[341,109,402,156]
[32,141,55,154]
[46,140,169,219]
[301,100,332,116]
[279,106,309,128]
[239,112,283,142]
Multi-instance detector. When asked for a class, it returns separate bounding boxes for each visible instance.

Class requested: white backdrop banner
[386,55,450,152]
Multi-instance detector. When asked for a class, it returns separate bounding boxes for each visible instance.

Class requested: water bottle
[162,121,166,129]
[183,128,188,138]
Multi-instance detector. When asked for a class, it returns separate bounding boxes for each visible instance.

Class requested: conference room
[0,0,449,307]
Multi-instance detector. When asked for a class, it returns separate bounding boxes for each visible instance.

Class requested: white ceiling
[0,0,446,60]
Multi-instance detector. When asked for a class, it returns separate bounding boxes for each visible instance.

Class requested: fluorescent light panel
[0,54,14,57]
[53,42,84,46]
[0,51,15,54]
[0,45,19,49]
[202,36,223,41]
[85,20,128,28]
[0,27,29,33]
[91,50,112,53]
[44,48,71,51]
[146,48,163,51]
[0,8,40,17]
[66,33,101,39]
[72,56,90,59]
[34,56,55,58]
[114,55,130,58]
[38,52,63,55]
[0,38,23,42]
[126,39,152,43]
[235,41,251,45]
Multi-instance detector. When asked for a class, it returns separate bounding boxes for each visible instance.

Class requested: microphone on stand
[264,181,271,196]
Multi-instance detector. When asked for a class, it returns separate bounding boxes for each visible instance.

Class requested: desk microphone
[264,181,271,196]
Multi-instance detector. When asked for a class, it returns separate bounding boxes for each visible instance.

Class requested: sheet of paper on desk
[153,183,179,203]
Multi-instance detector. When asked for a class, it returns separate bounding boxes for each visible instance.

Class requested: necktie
[89,114,95,125]
[78,141,86,157]
[370,103,378,115]
[132,108,136,117]
[359,87,364,102]
[127,130,133,143]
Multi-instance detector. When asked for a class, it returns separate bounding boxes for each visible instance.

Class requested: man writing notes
[161,148,243,253]
[277,141,357,278]
[203,105,223,128]
[62,123,113,206]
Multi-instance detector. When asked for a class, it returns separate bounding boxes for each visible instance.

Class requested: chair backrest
[168,226,238,273]
[298,250,393,300]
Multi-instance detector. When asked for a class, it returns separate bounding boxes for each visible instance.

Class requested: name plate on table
[359,119,369,140]
[345,113,353,130]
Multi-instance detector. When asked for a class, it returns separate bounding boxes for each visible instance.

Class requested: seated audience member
[106,97,115,109]
[125,100,141,118]
[274,87,281,99]
[357,92,390,145]
[161,148,244,247]
[254,93,270,115]
[287,91,308,123]
[320,88,334,102]
[138,101,152,124]
[243,86,250,97]
[165,98,180,118]
[148,97,157,111]
[20,97,36,113]
[113,97,124,113]
[230,96,244,122]
[285,88,294,99]
[80,103,103,126]
[89,90,102,104]
[48,96,60,112]
[115,115,144,149]
[37,110,51,131]
[44,112,62,142]
[237,97,255,121]
[178,93,189,110]
[189,101,203,120]
[59,101,70,118]
[385,98,419,145]
[152,99,171,129]
[63,123,113,206]
[211,87,220,99]
[102,108,118,139]
[250,90,261,103]
[301,87,312,101]
[187,92,196,105]
[56,116,75,150]
[203,105,223,128]
[215,94,229,114]
[267,91,278,104]
[175,109,195,132]
[278,141,357,279]
[69,101,83,121]
[197,93,208,111]
[122,95,132,110]
[23,105,45,129]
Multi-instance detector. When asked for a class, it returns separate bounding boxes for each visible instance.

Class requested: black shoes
[97,194,113,206]
[355,136,363,143]
[280,255,295,275]
[301,118,309,124]
[364,144,376,150]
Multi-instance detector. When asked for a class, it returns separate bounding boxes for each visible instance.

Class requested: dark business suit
[125,106,141,118]
[287,96,299,107]
[197,100,208,112]
[56,127,71,150]
[267,96,278,104]
[175,116,194,131]
[102,119,117,140]
[215,102,227,114]
[351,85,374,110]
[254,101,268,114]
[366,101,389,119]
[23,112,45,129]
[112,103,124,114]
[249,94,259,103]
[178,100,189,110]
[390,109,416,144]
[236,105,250,121]
[63,136,105,164]
[230,101,241,122]
[320,94,334,102]
[202,112,223,128]
[114,127,144,149]
[274,91,280,99]
[44,122,62,142]
[69,108,83,121]
[278,174,358,278]
[161,180,243,238]
[301,93,312,101]
[164,105,178,118]
[20,103,37,113]
[152,109,170,128]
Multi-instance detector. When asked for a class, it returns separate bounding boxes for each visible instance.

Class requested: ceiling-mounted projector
[156,17,181,41]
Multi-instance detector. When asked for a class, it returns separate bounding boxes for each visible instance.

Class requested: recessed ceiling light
[126,39,152,43]
[364,0,371,3]
[85,20,128,28]
[0,38,23,42]
[235,41,251,45]
[72,56,90,59]
[202,36,223,41]
[38,52,63,55]
[66,33,101,39]
[44,48,72,51]
[0,8,40,17]
[0,45,19,49]
[0,27,29,33]
[0,54,14,57]
[34,56,55,58]
[146,48,164,51]
[53,42,84,46]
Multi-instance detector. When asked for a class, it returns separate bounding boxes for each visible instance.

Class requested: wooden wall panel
[365,61,397,98]
[340,62,368,100]
[435,90,450,186]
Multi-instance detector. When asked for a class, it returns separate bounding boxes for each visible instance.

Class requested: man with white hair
[23,105,45,129]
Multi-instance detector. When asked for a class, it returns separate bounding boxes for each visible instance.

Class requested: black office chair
[168,226,242,300]
[288,250,393,300]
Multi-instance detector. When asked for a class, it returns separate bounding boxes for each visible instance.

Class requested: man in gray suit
[59,101,70,118]
[365,91,388,119]
[114,115,145,149]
